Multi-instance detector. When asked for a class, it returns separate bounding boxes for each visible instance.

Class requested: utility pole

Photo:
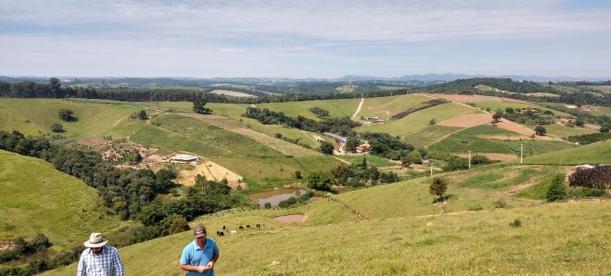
[468,150,471,169]
[430,162,433,177]
[520,144,523,164]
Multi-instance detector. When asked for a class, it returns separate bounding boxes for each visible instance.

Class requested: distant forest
[1,77,611,107]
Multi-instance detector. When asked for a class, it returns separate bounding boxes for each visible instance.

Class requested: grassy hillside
[357,94,430,119]
[0,98,138,139]
[0,150,124,250]
[258,98,360,120]
[109,114,339,188]
[520,140,611,165]
[45,199,611,275]
[429,125,576,155]
[357,102,481,138]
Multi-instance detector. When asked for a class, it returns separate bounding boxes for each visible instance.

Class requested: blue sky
[1,0,610,78]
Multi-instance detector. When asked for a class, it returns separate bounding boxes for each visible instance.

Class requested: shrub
[274,133,282,138]
[509,219,522,228]
[264,202,272,209]
[569,165,611,189]
[546,174,568,202]
[319,141,334,155]
[137,110,148,120]
[493,200,507,208]
[58,109,77,122]
[294,170,302,179]
[535,125,546,136]
[429,177,448,199]
[468,204,483,211]
[50,123,64,132]
[471,154,492,166]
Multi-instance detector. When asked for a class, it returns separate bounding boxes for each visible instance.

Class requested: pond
[252,187,307,208]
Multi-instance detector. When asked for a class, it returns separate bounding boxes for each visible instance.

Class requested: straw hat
[83,233,108,248]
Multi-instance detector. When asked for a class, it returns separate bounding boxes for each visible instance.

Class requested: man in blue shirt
[180,225,220,276]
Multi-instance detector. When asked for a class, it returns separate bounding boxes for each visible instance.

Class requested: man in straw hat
[180,225,220,276]
[77,232,124,276]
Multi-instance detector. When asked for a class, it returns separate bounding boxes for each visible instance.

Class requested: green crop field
[402,125,462,148]
[357,94,430,119]
[258,98,360,120]
[357,102,480,138]
[0,150,124,250]
[520,140,611,165]
[429,125,576,155]
[543,123,597,138]
[0,98,138,139]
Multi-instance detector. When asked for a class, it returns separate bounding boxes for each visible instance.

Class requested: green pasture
[0,98,138,139]
[0,150,124,250]
[357,102,480,138]
[429,125,576,155]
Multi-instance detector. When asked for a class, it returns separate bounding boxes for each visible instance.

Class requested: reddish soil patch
[495,119,536,137]
[273,214,306,224]
[418,93,522,103]
[437,114,492,128]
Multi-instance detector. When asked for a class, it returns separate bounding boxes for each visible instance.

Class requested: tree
[58,109,76,121]
[306,172,334,192]
[535,125,546,136]
[471,154,491,166]
[167,215,190,234]
[193,95,212,114]
[505,107,514,114]
[575,118,585,127]
[345,136,361,153]
[137,110,148,120]
[294,170,302,179]
[492,110,503,122]
[319,141,334,155]
[546,174,567,202]
[430,177,448,200]
[50,123,64,132]
[600,125,609,133]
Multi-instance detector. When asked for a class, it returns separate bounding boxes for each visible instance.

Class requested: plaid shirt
[77,245,124,276]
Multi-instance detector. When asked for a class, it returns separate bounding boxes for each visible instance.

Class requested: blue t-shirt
[180,238,219,276]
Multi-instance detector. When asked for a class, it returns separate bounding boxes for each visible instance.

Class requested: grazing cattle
[219,231,224,237]
[239,225,244,230]
[222,225,226,230]
[256,224,261,229]
[230,230,237,235]
[246,224,250,228]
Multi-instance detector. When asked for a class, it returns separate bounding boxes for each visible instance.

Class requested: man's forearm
[180,264,202,272]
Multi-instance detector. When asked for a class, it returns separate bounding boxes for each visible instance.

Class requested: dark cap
[194,225,206,238]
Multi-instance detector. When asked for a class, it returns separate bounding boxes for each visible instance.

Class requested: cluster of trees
[543,104,611,131]
[359,132,414,160]
[422,78,555,94]
[306,158,400,191]
[569,165,611,189]
[243,107,361,136]
[0,234,51,263]
[492,107,555,126]
[277,191,314,208]
[442,154,493,172]
[391,99,446,119]
[309,106,330,118]
[0,79,409,104]
[567,132,611,145]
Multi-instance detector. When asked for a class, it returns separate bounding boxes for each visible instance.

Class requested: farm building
[171,154,199,163]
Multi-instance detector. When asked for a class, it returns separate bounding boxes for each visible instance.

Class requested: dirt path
[351,98,365,119]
